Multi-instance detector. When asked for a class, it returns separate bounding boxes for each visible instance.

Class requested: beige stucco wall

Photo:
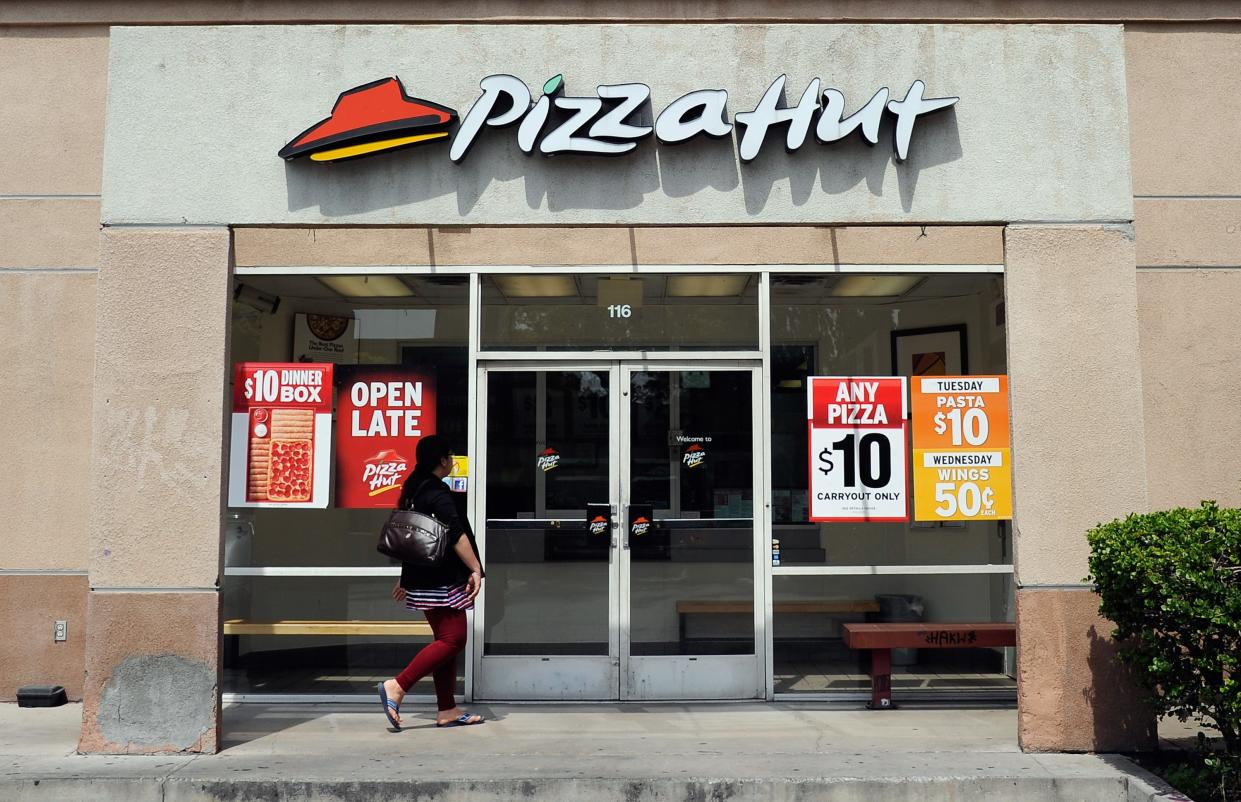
[0,25,108,707]
[1016,588,1154,751]
[1004,225,1149,586]
[0,28,107,195]
[0,200,102,269]
[234,225,1002,267]
[1,273,97,570]
[1133,199,1241,267]
[1127,24,1241,196]
[89,228,232,589]
[80,590,220,753]
[0,575,89,701]
[0,27,107,571]
[1004,225,1153,752]
[79,228,232,753]
[1127,26,1241,511]
[1136,269,1241,509]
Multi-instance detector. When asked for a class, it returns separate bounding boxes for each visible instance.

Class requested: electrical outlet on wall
[54,621,67,642]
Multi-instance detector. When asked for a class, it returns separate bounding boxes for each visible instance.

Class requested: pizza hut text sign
[227,363,333,508]
[335,366,437,508]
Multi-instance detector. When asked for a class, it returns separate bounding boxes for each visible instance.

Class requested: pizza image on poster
[246,408,316,502]
[228,363,333,508]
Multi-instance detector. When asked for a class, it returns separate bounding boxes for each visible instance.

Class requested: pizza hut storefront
[84,22,1150,752]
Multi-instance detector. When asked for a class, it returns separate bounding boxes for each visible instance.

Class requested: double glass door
[475,362,763,700]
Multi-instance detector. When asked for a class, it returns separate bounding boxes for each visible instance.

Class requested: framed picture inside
[890,324,968,377]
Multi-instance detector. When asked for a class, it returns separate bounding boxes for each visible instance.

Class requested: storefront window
[223,274,469,696]
[773,574,1015,695]
[480,273,759,351]
[222,267,1012,700]
[768,273,1014,695]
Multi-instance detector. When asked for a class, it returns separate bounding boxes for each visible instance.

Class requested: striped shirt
[405,581,474,612]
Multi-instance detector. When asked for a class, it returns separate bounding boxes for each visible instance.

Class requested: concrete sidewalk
[1,702,1186,801]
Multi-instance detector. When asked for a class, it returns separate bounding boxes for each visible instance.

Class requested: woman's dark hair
[415,434,452,470]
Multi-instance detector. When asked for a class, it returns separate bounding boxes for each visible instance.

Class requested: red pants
[395,607,467,711]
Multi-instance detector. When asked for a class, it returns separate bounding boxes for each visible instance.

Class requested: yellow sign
[450,455,469,479]
[911,376,1012,522]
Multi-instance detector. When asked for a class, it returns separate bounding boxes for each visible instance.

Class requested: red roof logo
[279,77,458,163]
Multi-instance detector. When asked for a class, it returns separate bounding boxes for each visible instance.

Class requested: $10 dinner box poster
[228,363,333,508]
[807,376,909,522]
[335,366,436,508]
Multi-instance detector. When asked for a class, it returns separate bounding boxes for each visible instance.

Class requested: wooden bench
[677,600,879,644]
[842,622,1016,709]
[223,619,433,637]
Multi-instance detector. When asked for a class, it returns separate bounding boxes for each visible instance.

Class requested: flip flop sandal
[377,682,401,731]
[437,713,485,728]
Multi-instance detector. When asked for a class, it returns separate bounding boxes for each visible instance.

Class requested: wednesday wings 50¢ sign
[911,375,1012,522]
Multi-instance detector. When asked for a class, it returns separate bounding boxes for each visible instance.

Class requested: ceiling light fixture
[318,275,415,298]
[829,275,922,297]
[666,275,751,297]
[492,275,577,298]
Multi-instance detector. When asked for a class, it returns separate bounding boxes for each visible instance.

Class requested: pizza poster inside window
[227,363,333,508]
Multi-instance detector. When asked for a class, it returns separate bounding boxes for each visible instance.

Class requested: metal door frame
[473,358,765,701]
[619,361,765,700]
[473,360,622,700]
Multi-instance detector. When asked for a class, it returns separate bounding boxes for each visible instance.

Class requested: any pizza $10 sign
[807,376,909,522]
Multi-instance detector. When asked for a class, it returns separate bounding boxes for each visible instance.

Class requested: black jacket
[396,468,484,590]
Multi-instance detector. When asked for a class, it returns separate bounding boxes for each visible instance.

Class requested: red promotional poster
[228,363,334,508]
[806,376,909,522]
[335,366,437,508]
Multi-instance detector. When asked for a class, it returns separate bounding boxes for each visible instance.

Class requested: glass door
[475,362,762,701]
[475,365,619,700]
[620,364,763,700]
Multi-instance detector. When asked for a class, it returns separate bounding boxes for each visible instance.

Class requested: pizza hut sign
[279,74,956,165]
[335,366,437,509]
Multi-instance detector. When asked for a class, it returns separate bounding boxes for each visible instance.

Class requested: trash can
[875,594,924,666]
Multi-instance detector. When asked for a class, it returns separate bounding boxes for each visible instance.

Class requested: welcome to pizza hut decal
[228,363,333,508]
[334,366,436,508]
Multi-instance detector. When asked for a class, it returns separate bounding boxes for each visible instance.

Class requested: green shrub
[1086,501,1241,757]
[1150,754,1241,802]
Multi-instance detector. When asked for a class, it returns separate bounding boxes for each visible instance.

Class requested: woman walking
[378,435,485,729]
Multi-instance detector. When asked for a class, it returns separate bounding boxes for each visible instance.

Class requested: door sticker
[682,443,707,469]
[628,503,654,538]
[537,447,561,472]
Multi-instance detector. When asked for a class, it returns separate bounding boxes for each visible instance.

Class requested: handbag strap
[404,476,439,512]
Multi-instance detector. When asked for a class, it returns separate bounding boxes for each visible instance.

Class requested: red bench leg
[867,648,895,709]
